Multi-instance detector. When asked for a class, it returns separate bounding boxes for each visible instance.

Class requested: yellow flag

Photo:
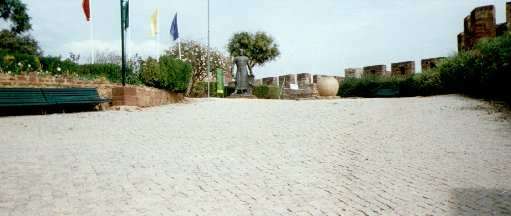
[150,8,159,37]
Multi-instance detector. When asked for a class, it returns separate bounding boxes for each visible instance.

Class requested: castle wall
[391,61,415,76]
[421,57,446,71]
[363,65,386,76]
[345,68,363,78]
[470,6,496,44]
[262,77,278,86]
[507,2,511,30]
[296,73,312,89]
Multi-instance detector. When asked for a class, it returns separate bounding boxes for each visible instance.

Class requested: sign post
[216,69,224,97]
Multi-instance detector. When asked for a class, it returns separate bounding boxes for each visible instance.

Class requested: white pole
[90,0,95,64]
[207,0,210,98]
[156,32,160,59]
[178,37,182,60]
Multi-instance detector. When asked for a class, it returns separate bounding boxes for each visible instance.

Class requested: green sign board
[216,68,224,95]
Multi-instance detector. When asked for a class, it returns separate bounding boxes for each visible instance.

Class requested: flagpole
[178,37,182,60]
[126,0,131,60]
[121,0,127,86]
[90,0,95,64]
[207,0,211,98]
[156,12,160,59]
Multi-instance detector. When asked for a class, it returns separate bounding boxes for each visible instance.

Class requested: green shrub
[140,55,192,92]
[40,56,78,74]
[190,81,220,97]
[253,85,281,99]
[0,50,40,73]
[339,76,405,97]
[78,63,123,82]
[435,33,511,102]
[253,85,269,98]
[339,33,511,103]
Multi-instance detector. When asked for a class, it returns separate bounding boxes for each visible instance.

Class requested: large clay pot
[317,76,339,97]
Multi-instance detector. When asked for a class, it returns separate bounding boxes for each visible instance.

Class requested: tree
[0,0,32,34]
[0,0,40,56]
[165,40,231,96]
[0,29,40,55]
[227,31,280,74]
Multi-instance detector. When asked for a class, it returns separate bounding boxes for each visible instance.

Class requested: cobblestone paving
[1,95,511,215]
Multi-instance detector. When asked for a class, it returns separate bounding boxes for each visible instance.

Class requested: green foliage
[227,32,280,73]
[40,56,78,73]
[78,63,123,82]
[140,55,192,92]
[340,33,511,103]
[189,81,218,98]
[165,40,230,96]
[339,76,404,98]
[400,70,443,96]
[253,85,281,99]
[0,50,40,72]
[0,0,32,34]
[435,33,511,102]
[0,30,40,56]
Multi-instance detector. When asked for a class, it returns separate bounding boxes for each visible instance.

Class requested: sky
[11,0,511,78]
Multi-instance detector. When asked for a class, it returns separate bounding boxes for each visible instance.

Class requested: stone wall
[421,57,446,71]
[345,68,363,78]
[508,2,511,30]
[391,61,415,76]
[262,77,278,86]
[278,74,297,88]
[457,33,465,52]
[459,5,498,51]
[0,72,183,108]
[363,65,386,76]
[297,73,312,89]
[112,87,183,107]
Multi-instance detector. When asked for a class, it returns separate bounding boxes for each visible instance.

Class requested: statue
[231,49,253,96]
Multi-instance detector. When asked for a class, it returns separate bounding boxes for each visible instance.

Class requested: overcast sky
[16,0,510,78]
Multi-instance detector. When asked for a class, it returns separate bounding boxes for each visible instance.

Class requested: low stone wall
[0,72,183,108]
[112,87,183,107]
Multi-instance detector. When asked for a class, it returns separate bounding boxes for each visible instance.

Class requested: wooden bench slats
[0,88,110,108]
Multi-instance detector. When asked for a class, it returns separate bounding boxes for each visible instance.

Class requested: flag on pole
[150,9,160,37]
[170,13,179,41]
[82,0,91,21]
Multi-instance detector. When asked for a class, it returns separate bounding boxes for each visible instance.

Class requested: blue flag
[170,13,179,41]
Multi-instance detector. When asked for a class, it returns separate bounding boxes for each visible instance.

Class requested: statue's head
[239,49,245,56]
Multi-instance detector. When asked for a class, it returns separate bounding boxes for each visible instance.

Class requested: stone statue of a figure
[231,50,252,96]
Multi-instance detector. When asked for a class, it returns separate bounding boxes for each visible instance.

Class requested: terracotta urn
[317,76,339,97]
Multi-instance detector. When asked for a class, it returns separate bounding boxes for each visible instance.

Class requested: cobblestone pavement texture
[1,95,511,216]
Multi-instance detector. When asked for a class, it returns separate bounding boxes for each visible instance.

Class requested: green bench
[0,88,110,108]
[375,88,400,97]
[0,88,47,107]
[42,88,110,106]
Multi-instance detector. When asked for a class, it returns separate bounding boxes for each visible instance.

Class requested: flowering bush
[140,55,192,92]
[165,40,231,96]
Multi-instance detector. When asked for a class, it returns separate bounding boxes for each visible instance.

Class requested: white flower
[57,67,62,72]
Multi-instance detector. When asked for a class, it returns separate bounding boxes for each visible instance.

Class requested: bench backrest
[42,88,104,105]
[0,88,47,107]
